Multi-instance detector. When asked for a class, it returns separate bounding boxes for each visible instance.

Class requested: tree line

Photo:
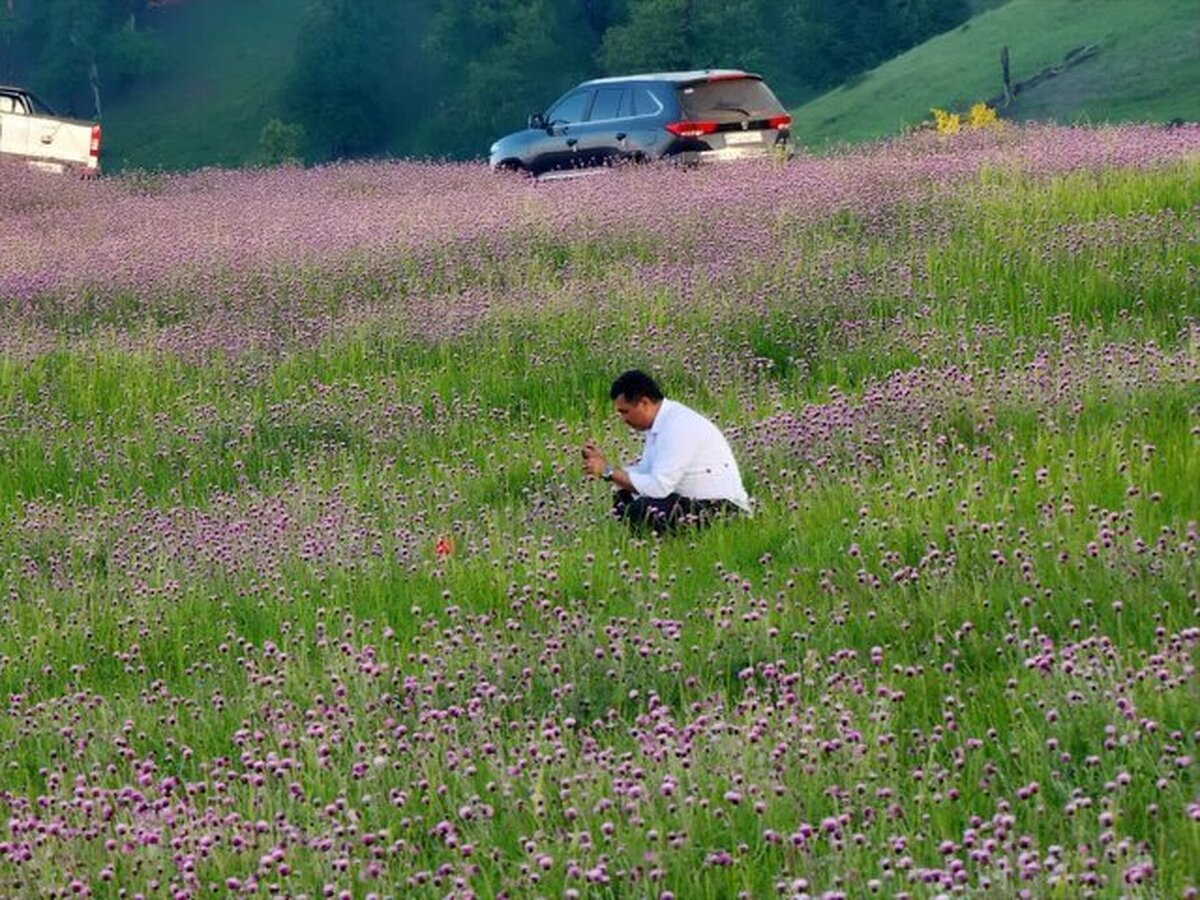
[2,0,970,163]
[1,0,162,119]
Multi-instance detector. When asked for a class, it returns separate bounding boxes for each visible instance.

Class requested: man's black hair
[610,369,664,403]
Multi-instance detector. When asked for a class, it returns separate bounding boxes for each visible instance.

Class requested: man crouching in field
[582,369,750,534]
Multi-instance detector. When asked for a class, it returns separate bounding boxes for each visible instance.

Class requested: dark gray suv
[488,69,792,175]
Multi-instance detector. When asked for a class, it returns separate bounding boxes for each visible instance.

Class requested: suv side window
[589,88,624,122]
[634,88,664,117]
[617,88,636,119]
[0,93,24,114]
[548,91,594,125]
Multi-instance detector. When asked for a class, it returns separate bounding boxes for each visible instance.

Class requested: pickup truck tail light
[89,125,102,165]
[665,120,719,137]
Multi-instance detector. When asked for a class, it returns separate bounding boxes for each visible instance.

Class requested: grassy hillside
[100,0,1196,171]
[102,0,304,172]
[794,0,1200,149]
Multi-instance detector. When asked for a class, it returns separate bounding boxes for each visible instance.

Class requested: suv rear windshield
[676,78,785,121]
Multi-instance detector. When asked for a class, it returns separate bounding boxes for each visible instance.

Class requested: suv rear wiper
[711,104,752,116]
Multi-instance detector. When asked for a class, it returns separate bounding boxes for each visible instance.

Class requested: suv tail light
[665,120,719,137]
[89,125,102,160]
[768,114,792,130]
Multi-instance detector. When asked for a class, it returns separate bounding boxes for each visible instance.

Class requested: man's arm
[624,427,690,499]
[581,440,636,491]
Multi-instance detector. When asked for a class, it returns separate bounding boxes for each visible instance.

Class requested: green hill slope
[102,0,304,172]
[101,0,1197,170]
[793,0,1200,149]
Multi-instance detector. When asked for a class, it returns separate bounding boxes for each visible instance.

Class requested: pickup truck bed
[1,86,101,175]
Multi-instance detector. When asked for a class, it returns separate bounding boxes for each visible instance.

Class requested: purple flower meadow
[0,123,1197,897]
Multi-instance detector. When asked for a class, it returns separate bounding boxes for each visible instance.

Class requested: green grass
[101,0,305,172]
[2,164,1194,520]
[1,155,1198,896]
[794,0,1200,149]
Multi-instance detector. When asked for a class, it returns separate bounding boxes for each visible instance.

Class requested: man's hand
[581,440,607,478]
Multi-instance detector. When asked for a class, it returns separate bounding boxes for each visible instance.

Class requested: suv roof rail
[582,69,759,87]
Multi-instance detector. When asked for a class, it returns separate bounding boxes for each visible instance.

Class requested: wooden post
[90,61,102,120]
[1001,46,1013,107]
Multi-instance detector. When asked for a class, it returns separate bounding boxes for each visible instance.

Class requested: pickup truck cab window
[0,94,26,114]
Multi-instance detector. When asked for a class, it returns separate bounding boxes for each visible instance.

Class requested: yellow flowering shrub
[930,103,1000,135]
[931,108,961,134]
[969,103,999,128]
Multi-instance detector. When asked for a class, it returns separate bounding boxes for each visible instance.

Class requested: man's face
[614,394,658,431]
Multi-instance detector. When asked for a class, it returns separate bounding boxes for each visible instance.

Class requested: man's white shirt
[624,399,751,511]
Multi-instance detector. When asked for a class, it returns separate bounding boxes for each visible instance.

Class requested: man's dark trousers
[611,489,737,535]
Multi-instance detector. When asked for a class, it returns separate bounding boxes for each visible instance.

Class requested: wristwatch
[601,465,615,482]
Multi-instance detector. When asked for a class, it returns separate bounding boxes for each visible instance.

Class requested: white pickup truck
[0,86,101,175]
